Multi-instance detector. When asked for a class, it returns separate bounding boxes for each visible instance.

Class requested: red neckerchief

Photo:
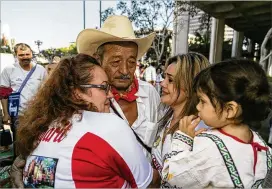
[111,77,139,102]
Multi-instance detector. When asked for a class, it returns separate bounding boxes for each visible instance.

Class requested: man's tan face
[16,47,33,66]
[101,42,138,91]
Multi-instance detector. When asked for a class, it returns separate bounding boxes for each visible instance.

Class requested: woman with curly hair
[16,53,154,188]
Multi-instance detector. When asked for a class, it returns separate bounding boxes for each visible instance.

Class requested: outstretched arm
[10,155,26,188]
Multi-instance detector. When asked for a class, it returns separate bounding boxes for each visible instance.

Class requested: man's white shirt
[144,66,156,82]
[0,61,47,113]
[110,80,160,161]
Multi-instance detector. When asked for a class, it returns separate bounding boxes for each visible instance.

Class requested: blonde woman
[151,52,210,187]
[162,59,271,188]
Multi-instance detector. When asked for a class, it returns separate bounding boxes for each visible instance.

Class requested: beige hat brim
[76,29,156,60]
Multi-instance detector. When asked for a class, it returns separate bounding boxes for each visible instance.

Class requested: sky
[1,1,117,52]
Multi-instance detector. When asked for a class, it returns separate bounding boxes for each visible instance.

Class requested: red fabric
[0,86,13,99]
[71,132,137,188]
[111,78,139,102]
[218,129,265,146]
[218,129,268,174]
[251,141,268,174]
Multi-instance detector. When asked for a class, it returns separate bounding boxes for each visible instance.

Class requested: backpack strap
[18,64,37,93]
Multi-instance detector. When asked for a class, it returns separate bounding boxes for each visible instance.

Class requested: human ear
[93,53,102,65]
[73,88,92,101]
[225,101,241,119]
[72,89,82,100]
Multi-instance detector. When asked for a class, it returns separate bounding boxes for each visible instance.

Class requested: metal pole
[99,0,102,28]
[83,0,86,29]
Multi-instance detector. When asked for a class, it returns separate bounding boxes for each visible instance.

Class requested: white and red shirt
[161,129,271,188]
[152,118,210,177]
[23,111,153,188]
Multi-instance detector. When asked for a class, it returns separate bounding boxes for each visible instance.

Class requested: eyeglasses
[80,83,111,95]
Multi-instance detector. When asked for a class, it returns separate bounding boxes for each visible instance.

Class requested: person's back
[13,54,155,188]
[161,59,271,188]
[24,112,152,188]
[144,65,156,85]
[167,128,270,188]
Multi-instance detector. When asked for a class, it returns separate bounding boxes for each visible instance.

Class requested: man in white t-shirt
[0,43,47,154]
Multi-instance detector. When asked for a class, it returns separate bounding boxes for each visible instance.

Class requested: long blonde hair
[158,52,210,138]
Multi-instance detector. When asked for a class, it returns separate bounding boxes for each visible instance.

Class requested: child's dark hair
[193,58,270,127]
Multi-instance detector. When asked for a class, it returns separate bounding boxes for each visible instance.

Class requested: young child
[161,59,271,188]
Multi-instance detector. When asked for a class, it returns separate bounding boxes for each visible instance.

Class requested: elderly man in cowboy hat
[9,15,161,188]
[77,15,160,159]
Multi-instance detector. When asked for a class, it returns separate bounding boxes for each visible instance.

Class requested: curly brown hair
[17,53,101,157]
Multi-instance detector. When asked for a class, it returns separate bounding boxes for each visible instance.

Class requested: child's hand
[179,115,202,138]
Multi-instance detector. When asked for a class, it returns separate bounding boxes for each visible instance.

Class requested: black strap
[110,101,152,153]
[131,127,152,153]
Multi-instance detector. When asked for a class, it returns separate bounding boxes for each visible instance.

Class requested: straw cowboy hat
[76,15,156,60]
